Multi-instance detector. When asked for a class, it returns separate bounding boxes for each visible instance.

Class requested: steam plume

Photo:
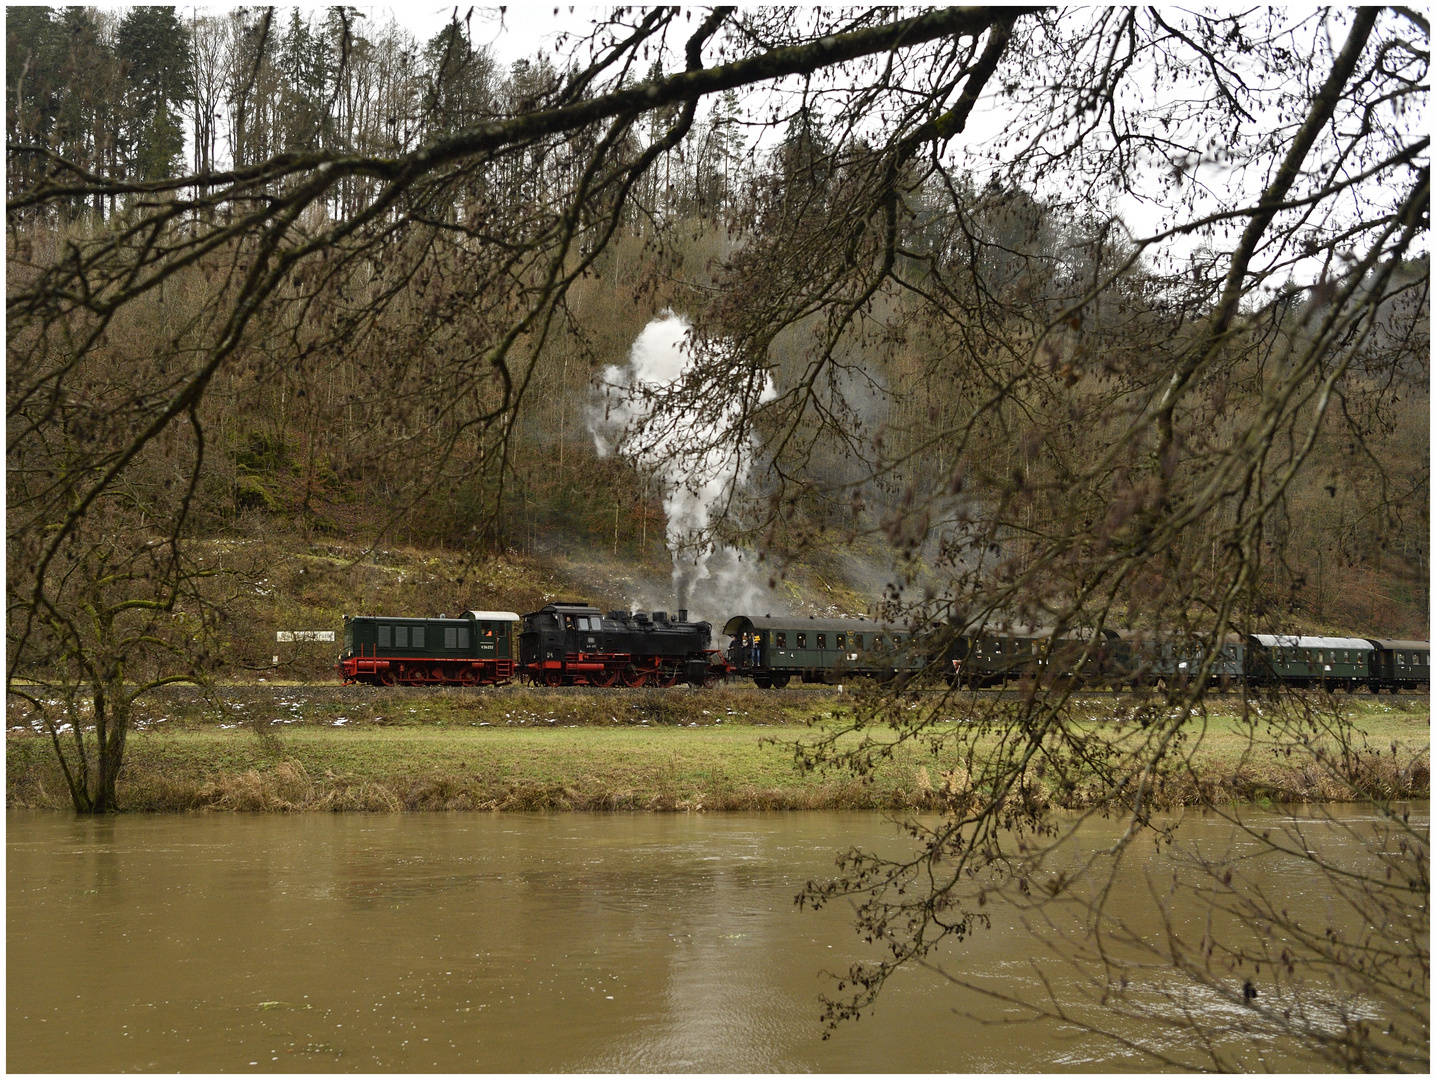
[588,312,778,623]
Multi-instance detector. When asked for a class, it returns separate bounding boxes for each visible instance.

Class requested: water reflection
[7,808,1422,1072]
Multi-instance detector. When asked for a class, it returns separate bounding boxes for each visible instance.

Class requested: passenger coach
[722,615,923,687]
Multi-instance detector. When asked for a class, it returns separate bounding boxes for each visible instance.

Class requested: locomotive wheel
[590,667,619,688]
[543,669,564,687]
[702,670,721,688]
[621,665,649,688]
[459,668,478,686]
[655,665,680,688]
[378,671,395,687]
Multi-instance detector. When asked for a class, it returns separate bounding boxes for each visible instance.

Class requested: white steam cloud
[588,312,779,625]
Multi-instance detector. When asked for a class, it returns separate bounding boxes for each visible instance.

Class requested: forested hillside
[8,7,1426,661]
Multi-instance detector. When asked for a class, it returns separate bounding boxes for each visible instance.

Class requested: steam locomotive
[338,605,1429,693]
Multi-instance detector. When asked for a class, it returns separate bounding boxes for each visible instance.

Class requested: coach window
[874,635,885,650]
[893,636,903,648]
[797,633,806,649]
[836,634,846,649]
[776,633,787,649]
[817,634,826,649]
[379,624,392,648]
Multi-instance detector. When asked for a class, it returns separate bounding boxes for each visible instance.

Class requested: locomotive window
[816,634,826,649]
[412,626,424,649]
[836,634,846,648]
[797,633,806,649]
[458,627,470,650]
[379,624,391,648]
[776,633,787,648]
[395,626,409,648]
[445,627,457,650]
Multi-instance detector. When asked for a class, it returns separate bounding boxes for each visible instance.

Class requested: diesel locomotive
[339,610,520,685]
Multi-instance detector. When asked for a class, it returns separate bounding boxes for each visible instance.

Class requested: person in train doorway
[750,633,762,667]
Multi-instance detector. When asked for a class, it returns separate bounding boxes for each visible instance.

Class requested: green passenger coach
[339,610,519,685]
[722,615,923,688]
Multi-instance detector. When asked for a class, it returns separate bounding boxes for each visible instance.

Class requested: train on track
[338,603,1429,694]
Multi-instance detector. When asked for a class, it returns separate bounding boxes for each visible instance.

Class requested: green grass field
[7,685,1428,812]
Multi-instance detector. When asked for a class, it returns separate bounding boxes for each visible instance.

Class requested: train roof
[527,603,601,616]
[1250,634,1374,650]
[1366,639,1430,651]
[346,611,519,622]
[722,614,903,636]
[1113,629,1246,644]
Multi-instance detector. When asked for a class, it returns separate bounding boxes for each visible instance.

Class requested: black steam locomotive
[518,602,723,686]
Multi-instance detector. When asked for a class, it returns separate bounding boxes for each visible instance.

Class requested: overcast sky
[359,4,587,65]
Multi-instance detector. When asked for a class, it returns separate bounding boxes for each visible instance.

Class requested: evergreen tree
[115,6,192,180]
[6,7,63,201]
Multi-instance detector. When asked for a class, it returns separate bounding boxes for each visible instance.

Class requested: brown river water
[8,807,1423,1072]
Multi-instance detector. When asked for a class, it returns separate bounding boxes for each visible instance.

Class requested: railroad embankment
[6,685,1429,813]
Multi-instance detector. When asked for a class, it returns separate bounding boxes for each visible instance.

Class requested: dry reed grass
[7,750,1424,814]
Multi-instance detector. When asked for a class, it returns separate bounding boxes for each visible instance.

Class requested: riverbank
[7,686,1428,812]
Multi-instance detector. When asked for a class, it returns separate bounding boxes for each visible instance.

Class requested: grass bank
[6,686,1428,812]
